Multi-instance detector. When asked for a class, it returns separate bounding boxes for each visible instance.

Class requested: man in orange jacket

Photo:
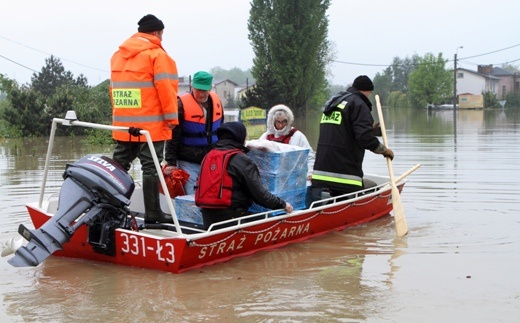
[110,14,179,224]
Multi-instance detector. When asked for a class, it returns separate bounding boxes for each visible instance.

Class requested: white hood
[265,104,295,137]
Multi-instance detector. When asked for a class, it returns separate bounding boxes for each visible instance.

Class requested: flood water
[1,107,519,322]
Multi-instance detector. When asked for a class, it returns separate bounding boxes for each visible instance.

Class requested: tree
[209,66,254,85]
[390,55,419,92]
[373,67,393,104]
[501,63,520,73]
[31,55,88,98]
[2,56,97,137]
[245,0,333,129]
[373,55,420,105]
[2,83,48,136]
[408,53,452,108]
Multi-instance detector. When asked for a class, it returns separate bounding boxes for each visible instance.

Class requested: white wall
[457,71,486,96]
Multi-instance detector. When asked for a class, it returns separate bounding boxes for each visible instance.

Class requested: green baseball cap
[192,71,213,91]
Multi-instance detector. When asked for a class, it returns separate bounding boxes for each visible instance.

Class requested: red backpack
[195,148,242,208]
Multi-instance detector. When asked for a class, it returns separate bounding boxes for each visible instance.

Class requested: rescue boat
[3,112,417,273]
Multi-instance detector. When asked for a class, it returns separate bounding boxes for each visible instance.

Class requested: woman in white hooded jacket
[259,104,316,180]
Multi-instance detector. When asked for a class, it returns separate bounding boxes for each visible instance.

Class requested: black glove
[128,127,142,137]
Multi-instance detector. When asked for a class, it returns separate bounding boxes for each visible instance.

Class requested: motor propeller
[1,236,23,257]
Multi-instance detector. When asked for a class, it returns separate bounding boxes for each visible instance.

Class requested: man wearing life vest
[312,75,394,198]
[110,14,179,224]
[164,71,224,195]
[259,104,315,180]
[195,122,293,230]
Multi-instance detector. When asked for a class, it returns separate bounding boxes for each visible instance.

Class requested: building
[489,66,520,100]
[178,76,191,95]
[213,79,239,107]
[456,65,520,100]
[455,67,500,97]
[177,76,240,107]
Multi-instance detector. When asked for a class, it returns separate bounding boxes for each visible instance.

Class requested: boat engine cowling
[8,155,135,267]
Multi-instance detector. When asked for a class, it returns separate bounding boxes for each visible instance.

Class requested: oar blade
[376,94,409,237]
[391,186,408,237]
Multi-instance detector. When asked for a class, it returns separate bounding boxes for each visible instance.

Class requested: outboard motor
[8,155,135,267]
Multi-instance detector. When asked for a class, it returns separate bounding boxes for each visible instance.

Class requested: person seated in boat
[312,75,394,198]
[164,71,224,195]
[259,104,315,180]
[195,122,294,229]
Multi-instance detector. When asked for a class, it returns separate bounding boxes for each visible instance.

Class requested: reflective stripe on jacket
[179,92,223,147]
[110,32,179,142]
[311,170,362,187]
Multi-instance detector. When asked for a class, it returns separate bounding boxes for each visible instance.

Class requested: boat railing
[39,111,184,234]
[185,180,390,239]
[182,162,422,239]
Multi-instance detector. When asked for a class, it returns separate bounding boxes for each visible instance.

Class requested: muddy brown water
[1,108,519,322]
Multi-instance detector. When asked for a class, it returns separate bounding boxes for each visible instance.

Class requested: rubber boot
[143,175,173,224]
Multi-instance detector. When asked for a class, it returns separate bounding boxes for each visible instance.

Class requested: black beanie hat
[352,75,374,91]
[217,122,247,144]
[137,14,164,32]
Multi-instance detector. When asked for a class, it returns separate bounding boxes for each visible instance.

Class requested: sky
[1,0,519,88]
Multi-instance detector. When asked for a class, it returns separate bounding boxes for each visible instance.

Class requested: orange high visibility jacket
[110,32,179,142]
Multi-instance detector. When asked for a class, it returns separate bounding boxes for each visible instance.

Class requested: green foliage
[373,68,393,104]
[241,69,278,109]
[245,0,332,129]
[0,56,111,138]
[0,119,22,138]
[505,92,520,109]
[408,53,452,108]
[83,128,115,145]
[209,66,254,85]
[76,80,112,125]
[501,63,520,73]
[2,83,49,137]
[482,91,501,109]
[373,55,419,106]
[31,55,88,98]
[387,91,411,108]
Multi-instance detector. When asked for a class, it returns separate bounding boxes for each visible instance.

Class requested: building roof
[458,68,501,80]
[491,66,515,76]
[214,79,239,86]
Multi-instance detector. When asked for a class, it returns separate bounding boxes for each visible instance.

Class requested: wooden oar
[395,163,421,185]
[381,163,421,190]
[375,95,408,237]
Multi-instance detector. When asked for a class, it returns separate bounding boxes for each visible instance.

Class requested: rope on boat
[240,220,283,234]
[352,194,381,206]
[188,231,239,247]
[283,212,320,224]
[188,212,320,247]
[188,193,390,248]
